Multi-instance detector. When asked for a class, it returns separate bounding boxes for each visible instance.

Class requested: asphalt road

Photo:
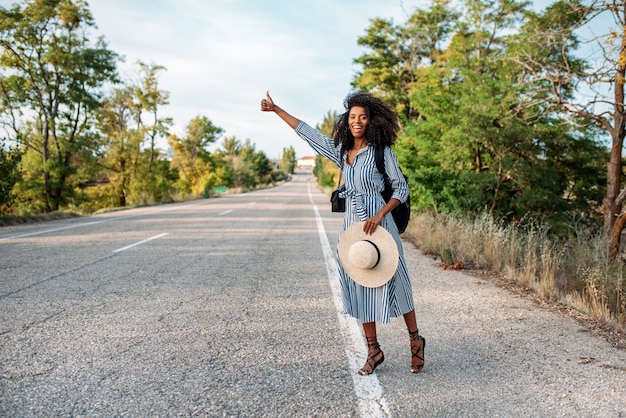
[1,173,625,417]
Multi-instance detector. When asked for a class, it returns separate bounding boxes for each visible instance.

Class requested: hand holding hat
[338,222,399,288]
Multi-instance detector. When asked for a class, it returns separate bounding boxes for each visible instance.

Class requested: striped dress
[295,121,415,324]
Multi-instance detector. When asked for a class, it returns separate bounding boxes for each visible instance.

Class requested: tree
[317,110,337,137]
[221,136,241,157]
[84,59,175,209]
[0,0,119,212]
[353,0,459,122]
[169,116,223,194]
[0,141,21,214]
[126,61,174,205]
[97,86,143,207]
[133,61,172,170]
[219,136,280,190]
[354,0,607,228]
[281,146,296,174]
[508,0,626,257]
[234,139,274,189]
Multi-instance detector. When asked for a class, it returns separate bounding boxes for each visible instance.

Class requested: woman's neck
[353,139,368,150]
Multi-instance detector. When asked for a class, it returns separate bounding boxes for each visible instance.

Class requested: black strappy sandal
[358,336,385,376]
[409,330,426,374]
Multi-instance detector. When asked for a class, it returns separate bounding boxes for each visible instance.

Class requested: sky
[87,0,428,159]
[1,0,564,159]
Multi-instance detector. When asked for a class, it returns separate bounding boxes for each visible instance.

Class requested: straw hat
[338,222,399,288]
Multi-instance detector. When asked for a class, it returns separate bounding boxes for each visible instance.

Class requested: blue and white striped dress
[295,121,415,324]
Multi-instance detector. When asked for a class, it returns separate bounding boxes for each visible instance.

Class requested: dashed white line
[112,233,169,253]
[0,220,109,241]
[218,210,233,216]
[0,200,208,242]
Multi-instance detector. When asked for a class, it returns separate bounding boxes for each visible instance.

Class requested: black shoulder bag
[375,147,410,233]
[330,171,346,212]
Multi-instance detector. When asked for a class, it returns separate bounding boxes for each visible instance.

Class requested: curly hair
[331,91,400,161]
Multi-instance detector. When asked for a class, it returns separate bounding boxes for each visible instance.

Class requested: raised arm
[261,90,341,166]
[260,91,300,129]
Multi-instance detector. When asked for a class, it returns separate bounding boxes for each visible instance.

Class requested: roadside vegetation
[0,210,81,226]
[0,1,296,218]
[406,213,625,333]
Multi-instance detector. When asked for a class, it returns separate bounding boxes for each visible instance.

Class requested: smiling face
[348,106,369,140]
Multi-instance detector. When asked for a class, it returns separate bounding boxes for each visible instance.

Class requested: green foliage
[353,0,459,122]
[168,116,223,194]
[11,148,51,215]
[0,0,119,212]
[355,0,607,231]
[318,110,338,137]
[0,1,309,216]
[229,138,275,189]
[281,146,296,174]
[97,86,142,207]
[96,61,171,205]
[133,61,173,169]
[313,155,339,189]
[0,142,22,214]
[126,156,178,206]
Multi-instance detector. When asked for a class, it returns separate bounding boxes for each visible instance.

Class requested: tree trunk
[119,158,127,207]
[42,124,52,213]
[610,212,626,259]
[604,10,626,259]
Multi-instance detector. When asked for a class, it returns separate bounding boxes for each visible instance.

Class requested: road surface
[1,173,625,417]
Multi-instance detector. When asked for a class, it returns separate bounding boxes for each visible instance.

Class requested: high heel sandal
[358,336,384,376]
[409,330,426,374]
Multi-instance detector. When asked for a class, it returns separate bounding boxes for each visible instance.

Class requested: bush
[406,212,626,331]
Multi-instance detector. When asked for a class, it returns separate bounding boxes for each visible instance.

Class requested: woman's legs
[403,309,425,373]
[362,321,377,340]
[403,309,419,334]
[358,322,384,375]
[358,312,425,375]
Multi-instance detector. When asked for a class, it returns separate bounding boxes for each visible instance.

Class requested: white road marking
[218,210,233,216]
[0,220,108,241]
[112,233,169,253]
[0,200,209,242]
[307,182,391,418]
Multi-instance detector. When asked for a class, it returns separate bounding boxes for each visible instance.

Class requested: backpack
[375,147,410,233]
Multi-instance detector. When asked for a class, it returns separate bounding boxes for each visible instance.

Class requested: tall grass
[405,212,626,332]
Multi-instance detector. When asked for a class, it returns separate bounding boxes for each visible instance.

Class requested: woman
[260,91,425,376]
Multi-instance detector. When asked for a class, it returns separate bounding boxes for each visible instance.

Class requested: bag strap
[375,146,391,187]
[336,164,343,189]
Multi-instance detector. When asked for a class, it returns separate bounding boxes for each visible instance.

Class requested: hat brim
[338,222,399,288]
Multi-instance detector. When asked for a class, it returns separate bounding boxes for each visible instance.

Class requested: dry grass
[404,212,626,333]
[0,210,82,226]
